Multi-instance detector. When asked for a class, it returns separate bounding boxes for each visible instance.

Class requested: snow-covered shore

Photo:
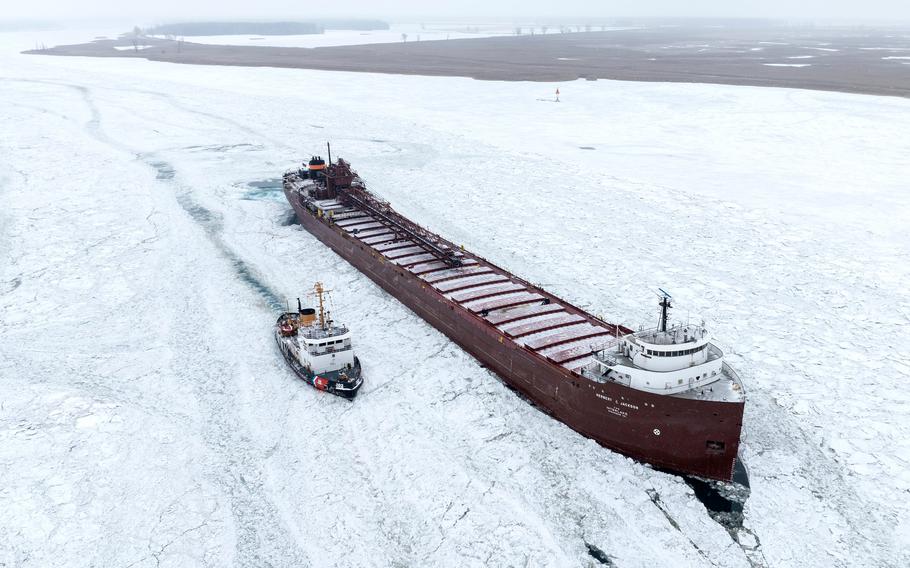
[1,30,908,567]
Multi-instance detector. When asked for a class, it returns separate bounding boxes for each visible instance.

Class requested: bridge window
[654,344,707,358]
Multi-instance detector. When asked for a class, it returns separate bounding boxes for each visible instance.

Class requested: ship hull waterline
[284,186,743,482]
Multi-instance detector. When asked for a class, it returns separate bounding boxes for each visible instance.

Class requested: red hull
[284,185,743,481]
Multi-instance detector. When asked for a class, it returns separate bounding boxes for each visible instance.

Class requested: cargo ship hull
[284,180,744,481]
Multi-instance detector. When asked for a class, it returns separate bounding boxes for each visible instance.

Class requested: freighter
[283,150,745,481]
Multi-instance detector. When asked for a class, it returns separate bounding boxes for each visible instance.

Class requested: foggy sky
[2,0,909,23]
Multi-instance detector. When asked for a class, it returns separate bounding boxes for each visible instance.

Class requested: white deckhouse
[583,291,744,402]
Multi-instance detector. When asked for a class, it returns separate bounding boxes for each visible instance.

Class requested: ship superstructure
[282,151,745,480]
[585,291,743,404]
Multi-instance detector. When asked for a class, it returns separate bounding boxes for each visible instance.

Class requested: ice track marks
[143,156,286,312]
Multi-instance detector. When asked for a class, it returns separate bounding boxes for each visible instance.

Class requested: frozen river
[1,28,908,567]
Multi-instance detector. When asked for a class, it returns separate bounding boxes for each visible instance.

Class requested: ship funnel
[298,307,317,327]
[308,156,326,180]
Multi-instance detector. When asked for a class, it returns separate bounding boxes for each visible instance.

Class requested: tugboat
[275,282,363,399]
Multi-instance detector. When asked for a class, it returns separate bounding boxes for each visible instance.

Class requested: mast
[314,282,329,329]
[327,142,332,166]
[657,288,672,332]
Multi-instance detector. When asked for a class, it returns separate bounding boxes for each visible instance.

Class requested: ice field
[2,29,909,567]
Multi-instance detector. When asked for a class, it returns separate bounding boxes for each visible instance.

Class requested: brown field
[28,25,910,98]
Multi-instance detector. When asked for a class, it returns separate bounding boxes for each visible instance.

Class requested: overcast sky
[2,0,908,23]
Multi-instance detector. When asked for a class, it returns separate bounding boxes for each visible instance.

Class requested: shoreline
[25,26,910,98]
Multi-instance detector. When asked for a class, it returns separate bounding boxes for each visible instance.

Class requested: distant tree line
[144,20,389,37]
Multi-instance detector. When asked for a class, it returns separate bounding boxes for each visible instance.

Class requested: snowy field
[2,29,909,568]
